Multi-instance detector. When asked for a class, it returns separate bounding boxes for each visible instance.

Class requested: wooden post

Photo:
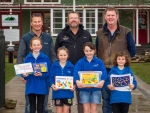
[0,30,5,108]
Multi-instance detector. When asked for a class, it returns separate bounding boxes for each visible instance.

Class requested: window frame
[0,0,13,4]
[24,0,60,4]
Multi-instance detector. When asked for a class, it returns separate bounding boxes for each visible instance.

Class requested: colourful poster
[14,63,33,76]
[78,71,102,87]
[55,76,73,89]
[110,74,132,91]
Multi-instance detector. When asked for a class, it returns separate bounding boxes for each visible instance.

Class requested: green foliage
[130,62,150,85]
[5,63,15,84]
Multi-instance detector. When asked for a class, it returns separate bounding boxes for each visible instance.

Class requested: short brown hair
[67,11,80,20]
[83,42,96,50]
[57,46,69,59]
[104,6,119,15]
[31,13,43,22]
[113,51,130,66]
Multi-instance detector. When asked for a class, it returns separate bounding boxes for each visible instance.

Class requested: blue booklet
[32,62,47,73]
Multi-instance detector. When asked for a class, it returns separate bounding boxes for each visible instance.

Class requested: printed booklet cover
[14,63,34,76]
[55,76,73,89]
[110,74,133,91]
[32,62,47,73]
[78,71,102,87]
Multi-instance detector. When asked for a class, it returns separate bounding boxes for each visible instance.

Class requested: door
[138,11,148,44]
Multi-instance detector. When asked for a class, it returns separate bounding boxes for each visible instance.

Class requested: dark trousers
[76,90,84,113]
[28,94,45,113]
[112,103,129,113]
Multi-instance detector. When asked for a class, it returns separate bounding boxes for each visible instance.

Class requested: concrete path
[0,76,150,113]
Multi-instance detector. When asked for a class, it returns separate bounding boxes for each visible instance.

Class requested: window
[53,10,62,34]
[0,0,13,4]
[25,0,60,4]
[86,10,95,34]
[44,13,50,34]
[98,11,103,30]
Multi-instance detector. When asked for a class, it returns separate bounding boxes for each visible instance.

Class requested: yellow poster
[78,71,102,87]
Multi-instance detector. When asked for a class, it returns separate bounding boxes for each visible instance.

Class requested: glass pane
[53,10,62,34]
[86,24,95,28]
[44,0,58,2]
[53,29,62,34]
[98,24,103,29]
[86,29,95,34]
[53,18,62,23]
[86,11,95,17]
[54,11,62,17]
[2,0,12,2]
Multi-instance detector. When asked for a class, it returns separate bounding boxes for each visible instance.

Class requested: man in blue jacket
[55,11,92,113]
[17,13,56,113]
[95,7,136,113]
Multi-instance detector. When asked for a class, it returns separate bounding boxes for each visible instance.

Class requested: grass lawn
[5,57,16,84]
[130,62,150,85]
[5,63,16,84]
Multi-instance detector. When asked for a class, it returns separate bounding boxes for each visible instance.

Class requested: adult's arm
[95,36,98,55]
[55,34,60,53]
[17,39,26,64]
[126,32,136,57]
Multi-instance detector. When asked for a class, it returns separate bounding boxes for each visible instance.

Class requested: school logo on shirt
[43,42,48,44]
[67,71,71,73]
[63,36,69,40]
[56,99,60,105]
[68,99,72,104]
[93,64,99,67]
[83,36,87,38]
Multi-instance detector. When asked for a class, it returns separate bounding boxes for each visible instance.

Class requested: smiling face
[30,39,42,53]
[67,13,80,28]
[105,10,119,26]
[57,50,69,63]
[31,16,43,32]
[84,46,96,60]
[117,56,126,67]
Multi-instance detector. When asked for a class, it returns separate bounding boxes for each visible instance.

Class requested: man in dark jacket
[17,13,56,113]
[95,7,136,113]
[55,11,92,113]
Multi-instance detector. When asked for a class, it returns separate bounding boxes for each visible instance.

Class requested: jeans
[79,91,101,104]
[101,87,112,113]
[24,95,50,113]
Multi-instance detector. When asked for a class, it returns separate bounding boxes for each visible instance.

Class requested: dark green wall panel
[22,10,30,36]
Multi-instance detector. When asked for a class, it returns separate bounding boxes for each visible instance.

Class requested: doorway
[138,11,148,44]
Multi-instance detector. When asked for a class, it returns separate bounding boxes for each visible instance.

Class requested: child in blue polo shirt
[22,37,51,113]
[49,47,75,113]
[74,42,107,113]
[106,51,137,113]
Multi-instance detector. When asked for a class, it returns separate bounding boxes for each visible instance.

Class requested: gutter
[1,4,150,9]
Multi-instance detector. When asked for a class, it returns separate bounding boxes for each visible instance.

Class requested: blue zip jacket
[95,23,136,57]
[105,66,137,104]
[49,60,74,99]
[74,56,107,91]
[23,52,51,95]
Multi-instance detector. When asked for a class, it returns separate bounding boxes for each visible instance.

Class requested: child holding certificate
[74,42,107,113]
[49,47,75,113]
[22,37,51,113]
[106,51,137,113]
